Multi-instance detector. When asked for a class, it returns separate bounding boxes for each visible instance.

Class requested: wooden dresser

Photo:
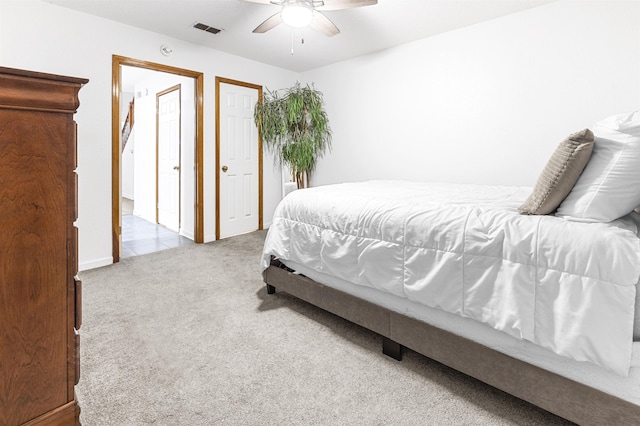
[0,67,87,425]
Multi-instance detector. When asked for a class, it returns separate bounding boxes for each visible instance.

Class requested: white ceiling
[45,0,554,73]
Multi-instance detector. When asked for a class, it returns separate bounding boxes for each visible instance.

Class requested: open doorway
[112,55,204,263]
[120,72,187,257]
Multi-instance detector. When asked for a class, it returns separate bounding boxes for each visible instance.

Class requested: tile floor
[121,214,194,258]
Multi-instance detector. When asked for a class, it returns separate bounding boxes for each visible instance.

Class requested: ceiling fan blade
[253,12,283,33]
[315,0,377,11]
[240,0,274,4]
[310,12,340,36]
[241,0,287,5]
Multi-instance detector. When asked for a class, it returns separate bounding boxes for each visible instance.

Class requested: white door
[157,86,181,232]
[219,82,259,238]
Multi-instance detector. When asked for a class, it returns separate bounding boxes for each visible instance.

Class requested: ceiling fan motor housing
[247,0,378,36]
[281,2,314,28]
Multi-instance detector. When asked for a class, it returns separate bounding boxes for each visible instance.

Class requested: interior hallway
[121,197,194,258]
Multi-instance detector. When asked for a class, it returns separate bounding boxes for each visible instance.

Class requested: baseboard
[79,256,113,271]
[181,229,195,240]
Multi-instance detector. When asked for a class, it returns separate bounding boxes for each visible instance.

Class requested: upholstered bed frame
[263,258,640,425]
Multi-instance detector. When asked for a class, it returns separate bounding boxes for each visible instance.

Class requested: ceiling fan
[241,0,378,37]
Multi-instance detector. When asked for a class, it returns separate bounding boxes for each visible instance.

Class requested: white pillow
[556,111,640,222]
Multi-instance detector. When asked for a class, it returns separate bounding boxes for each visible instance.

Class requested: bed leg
[266,284,276,294]
[382,337,403,361]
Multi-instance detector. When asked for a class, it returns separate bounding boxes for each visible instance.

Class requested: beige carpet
[76,230,572,425]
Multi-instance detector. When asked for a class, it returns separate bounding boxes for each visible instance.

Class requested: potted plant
[254,82,332,188]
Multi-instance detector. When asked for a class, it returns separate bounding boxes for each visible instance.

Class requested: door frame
[156,84,182,228]
[112,55,204,263]
[215,76,263,240]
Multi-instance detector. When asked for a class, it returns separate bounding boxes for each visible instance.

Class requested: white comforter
[261,181,640,375]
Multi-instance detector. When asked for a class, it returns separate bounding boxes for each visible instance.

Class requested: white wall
[2,1,639,269]
[121,92,135,199]
[0,0,298,270]
[122,135,135,200]
[302,0,640,188]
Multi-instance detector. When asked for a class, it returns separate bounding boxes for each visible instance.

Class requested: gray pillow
[519,128,594,215]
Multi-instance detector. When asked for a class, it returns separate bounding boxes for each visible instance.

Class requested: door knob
[173,165,180,171]
[221,165,228,172]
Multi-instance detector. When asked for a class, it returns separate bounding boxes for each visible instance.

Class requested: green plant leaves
[254,82,332,187]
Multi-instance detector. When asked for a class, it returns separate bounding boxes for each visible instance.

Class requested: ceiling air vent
[193,22,222,34]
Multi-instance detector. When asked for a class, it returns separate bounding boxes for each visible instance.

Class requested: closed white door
[219,82,259,238]
[157,86,181,232]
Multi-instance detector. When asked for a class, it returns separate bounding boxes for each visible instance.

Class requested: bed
[260,113,640,425]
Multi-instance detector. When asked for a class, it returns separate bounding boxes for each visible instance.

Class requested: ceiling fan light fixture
[281,3,314,28]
